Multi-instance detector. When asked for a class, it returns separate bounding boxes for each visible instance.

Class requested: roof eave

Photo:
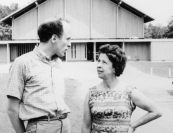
[0,0,154,26]
[0,0,39,25]
[111,0,154,23]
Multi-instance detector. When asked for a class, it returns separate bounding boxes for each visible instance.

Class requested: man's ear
[113,68,115,74]
[51,34,57,44]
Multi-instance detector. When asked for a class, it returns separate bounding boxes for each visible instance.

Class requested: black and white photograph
[0,0,173,133]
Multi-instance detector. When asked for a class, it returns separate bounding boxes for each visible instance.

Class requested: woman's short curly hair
[99,44,127,77]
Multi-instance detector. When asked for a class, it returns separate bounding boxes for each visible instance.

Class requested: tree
[0,3,18,40]
[144,23,167,39]
[165,18,173,38]
[144,23,153,38]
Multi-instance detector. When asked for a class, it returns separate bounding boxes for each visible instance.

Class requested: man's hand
[7,96,26,133]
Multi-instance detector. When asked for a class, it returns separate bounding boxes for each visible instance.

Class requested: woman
[81,44,162,133]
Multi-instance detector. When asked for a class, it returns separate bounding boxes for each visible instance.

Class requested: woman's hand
[128,126,135,133]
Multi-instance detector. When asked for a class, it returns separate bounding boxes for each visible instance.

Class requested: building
[1,0,169,63]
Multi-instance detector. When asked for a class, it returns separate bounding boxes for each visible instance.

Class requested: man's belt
[29,113,68,122]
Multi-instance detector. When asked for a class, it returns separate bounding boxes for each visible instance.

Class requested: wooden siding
[92,0,117,38]
[10,43,36,61]
[130,15,138,37]
[138,18,144,38]
[0,45,7,63]
[13,8,37,40]
[125,42,150,61]
[118,7,143,38]
[67,43,87,61]
[66,0,90,38]
[151,41,173,61]
[38,0,63,25]
[11,0,145,40]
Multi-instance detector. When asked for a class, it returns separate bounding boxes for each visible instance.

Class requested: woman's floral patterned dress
[89,86,136,133]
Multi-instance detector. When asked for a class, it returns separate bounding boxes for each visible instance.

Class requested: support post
[7,43,10,63]
[93,42,96,62]
[122,40,125,52]
[116,5,119,38]
[169,68,171,78]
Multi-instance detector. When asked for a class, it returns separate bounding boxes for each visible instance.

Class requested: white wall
[151,41,173,61]
[0,45,7,63]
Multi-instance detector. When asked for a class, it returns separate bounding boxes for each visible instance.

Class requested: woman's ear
[51,34,57,44]
[113,69,115,73]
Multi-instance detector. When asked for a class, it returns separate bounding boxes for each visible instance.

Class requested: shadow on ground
[167,90,173,97]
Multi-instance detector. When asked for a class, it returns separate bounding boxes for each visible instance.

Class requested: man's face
[54,22,71,57]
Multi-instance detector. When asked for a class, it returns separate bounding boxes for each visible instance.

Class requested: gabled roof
[111,0,154,23]
[0,0,47,25]
[0,0,154,25]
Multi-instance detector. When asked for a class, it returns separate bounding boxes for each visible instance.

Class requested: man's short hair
[37,17,69,43]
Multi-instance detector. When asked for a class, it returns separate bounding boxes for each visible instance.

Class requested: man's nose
[97,62,102,68]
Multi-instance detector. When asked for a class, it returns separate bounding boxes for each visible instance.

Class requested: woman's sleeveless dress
[89,86,136,133]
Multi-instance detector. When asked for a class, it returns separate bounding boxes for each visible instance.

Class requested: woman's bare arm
[130,89,162,131]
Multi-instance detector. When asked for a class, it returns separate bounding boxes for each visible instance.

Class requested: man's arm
[81,92,92,133]
[7,96,26,133]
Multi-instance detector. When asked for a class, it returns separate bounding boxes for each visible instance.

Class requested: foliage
[165,18,173,38]
[144,23,167,39]
[0,3,18,40]
[0,23,12,40]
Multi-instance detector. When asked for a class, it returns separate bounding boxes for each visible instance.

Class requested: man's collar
[33,46,51,61]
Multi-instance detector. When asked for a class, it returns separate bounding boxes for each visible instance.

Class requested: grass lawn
[128,61,173,78]
[64,79,83,133]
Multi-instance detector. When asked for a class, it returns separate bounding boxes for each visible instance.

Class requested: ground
[0,61,173,133]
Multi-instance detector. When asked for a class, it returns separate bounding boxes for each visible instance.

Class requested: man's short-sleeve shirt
[7,46,70,120]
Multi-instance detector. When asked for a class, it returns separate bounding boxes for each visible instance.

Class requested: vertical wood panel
[38,0,63,25]
[92,0,117,38]
[151,41,173,61]
[66,0,90,38]
[13,8,37,40]
[118,7,143,38]
[0,45,7,63]
[10,44,17,61]
[67,43,87,61]
[10,43,36,61]
[138,18,144,38]
[125,42,150,60]
[90,0,92,38]
[118,7,130,38]
[7,44,10,63]
[130,15,138,37]
[80,43,87,60]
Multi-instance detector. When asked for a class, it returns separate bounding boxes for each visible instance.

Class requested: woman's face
[97,53,115,79]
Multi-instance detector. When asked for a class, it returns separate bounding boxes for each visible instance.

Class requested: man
[7,17,71,133]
